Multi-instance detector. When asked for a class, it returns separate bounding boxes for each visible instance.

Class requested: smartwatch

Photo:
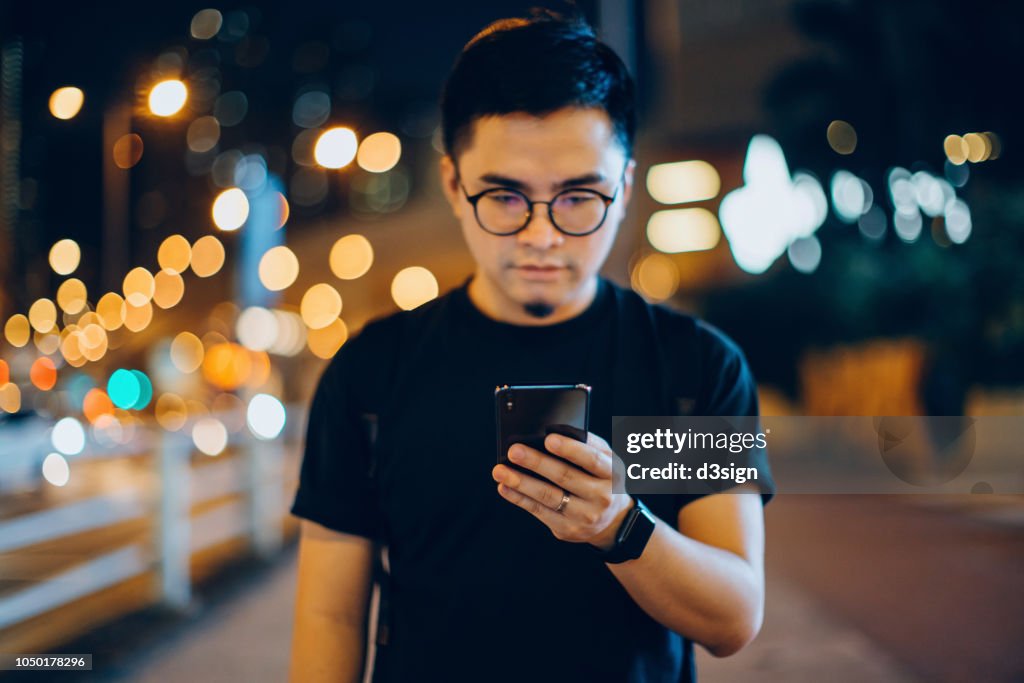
[595,496,656,564]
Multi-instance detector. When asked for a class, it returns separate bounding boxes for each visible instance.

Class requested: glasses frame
[456,169,625,237]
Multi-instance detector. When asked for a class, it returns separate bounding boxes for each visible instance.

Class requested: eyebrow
[477,172,608,192]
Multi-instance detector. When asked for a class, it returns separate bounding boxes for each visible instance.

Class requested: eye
[556,191,599,206]
[486,191,526,206]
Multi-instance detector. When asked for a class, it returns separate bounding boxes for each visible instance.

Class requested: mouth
[511,263,567,282]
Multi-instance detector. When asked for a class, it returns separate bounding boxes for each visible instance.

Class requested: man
[290,11,772,683]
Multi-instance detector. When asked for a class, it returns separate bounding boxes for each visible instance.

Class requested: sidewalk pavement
[99,546,915,683]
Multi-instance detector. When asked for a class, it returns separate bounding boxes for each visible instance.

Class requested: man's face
[440,107,634,322]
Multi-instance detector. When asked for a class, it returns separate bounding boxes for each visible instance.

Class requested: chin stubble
[522,301,556,319]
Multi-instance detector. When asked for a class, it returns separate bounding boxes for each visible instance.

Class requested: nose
[515,206,564,250]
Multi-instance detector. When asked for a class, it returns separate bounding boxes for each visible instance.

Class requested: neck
[467,272,599,326]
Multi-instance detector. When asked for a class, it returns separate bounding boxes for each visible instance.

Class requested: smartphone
[495,384,590,476]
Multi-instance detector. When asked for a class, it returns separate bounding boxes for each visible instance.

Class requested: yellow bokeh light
[49,87,84,120]
[5,314,31,347]
[646,161,721,205]
[153,269,185,309]
[391,266,439,311]
[190,9,223,40]
[307,318,348,359]
[329,234,374,280]
[314,127,358,169]
[301,283,343,330]
[123,267,155,307]
[258,246,300,291]
[156,393,188,431]
[963,133,989,163]
[631,253,680,302]
[191,235,225,277]
[275,192,290,229]
[646,208,721,253]
[357,132,402,173]
[79,324,108,362]
[0,382,22,413]
[203,343,252,391]
[187,115,220,153]
[944,134,968,165]
[212,187,250,231]
[148,79,188,117]
[49,239,81,275]
[60,330,84,364]
[826,120,858,155]
[113,134,144,169]
[96,292,126,331]
[171,331,205,373]
[34,330,61,355]
[56,278,88,314]
[29,298,58,333]
[123,301,153,332]
[158,234,192,274]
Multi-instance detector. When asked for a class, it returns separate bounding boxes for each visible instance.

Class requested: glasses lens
[551,190,608,235]
[476,190,530,234]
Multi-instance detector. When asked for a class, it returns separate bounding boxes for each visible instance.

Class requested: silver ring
[555,491,570,513]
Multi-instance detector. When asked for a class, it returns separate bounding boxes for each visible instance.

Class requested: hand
[491,431,633,550]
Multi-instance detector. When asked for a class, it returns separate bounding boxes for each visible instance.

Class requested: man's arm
[289,520,376,683]
[603,487,765,657]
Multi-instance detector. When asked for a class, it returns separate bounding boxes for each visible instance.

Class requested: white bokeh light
[42,452,70,487]
[247,393,286,440]
[193,418,228,456]
[52,417,86,455]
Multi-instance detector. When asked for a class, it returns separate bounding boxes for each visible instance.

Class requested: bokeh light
[212,187,250,231]
[187,116,220,153]
[944,134,968,165]
[30,357,58,391]
[158,234,192,274]
[190,9,223,39]
[52,417,86,456]
[646,160,720,204]
[357,132,402,173]
[5,314,31,347]
[314,127,358,169]
[0,359,8,385]
[113,134,144,169]
[329,234,374,280]
[191,235,226,277]
[787,235,822,274]
[148,79,188,117]
[130,370,153,409]
[49,238,81,275]
[123,267,155,307]
[42,453,70,487]
[258,246,300,291]
[301,284,342,330]
[0,382,22,413]
[155,393,188,432]
[237,307,278,351]
[170,332,205,373]
[29,298,58,333]
[123,301,153,332]
[307,318,348,359]
[646,208,721,253]
[247,393,286,440]
[826,120,858,155]
[83,388,115,424]
[56,278,88,314]
[108,369,141,409]
[631,253,679,302]
[49,87,84,120]
[203,343,251,390]
[96,293,126,331]
[391,266,438,310]
[153,269,185,309]
[193,417,228,456]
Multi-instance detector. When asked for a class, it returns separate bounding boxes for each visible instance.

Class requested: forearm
[605,519,764,656]
[289,611,367,683]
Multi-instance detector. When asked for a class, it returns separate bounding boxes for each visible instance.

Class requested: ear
[622,158,637,206]
[439,155,463,219]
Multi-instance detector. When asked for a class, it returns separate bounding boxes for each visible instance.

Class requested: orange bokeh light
[30,357,57,391]
[83,388,115,423]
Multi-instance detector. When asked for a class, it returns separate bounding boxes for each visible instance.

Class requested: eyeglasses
[457,171,624,237]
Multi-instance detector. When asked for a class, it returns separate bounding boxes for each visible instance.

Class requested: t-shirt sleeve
[290,343,382,540]
[692,320,775,505]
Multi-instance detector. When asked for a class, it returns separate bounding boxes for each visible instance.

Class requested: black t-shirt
[291,278,773,683]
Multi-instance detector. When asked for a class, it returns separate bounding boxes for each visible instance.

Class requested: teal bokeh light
[130,370,153,410]
[107,369,141,410]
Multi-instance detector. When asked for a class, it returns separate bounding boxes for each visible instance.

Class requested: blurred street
[15,493,1012,683]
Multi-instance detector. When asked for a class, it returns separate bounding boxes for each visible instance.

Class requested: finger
[497,483,568,531]
[495,463,589,514]
[508,444,595,497]
[543,433,613,479]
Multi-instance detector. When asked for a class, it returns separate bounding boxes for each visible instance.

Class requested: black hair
[440,9,636,159]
